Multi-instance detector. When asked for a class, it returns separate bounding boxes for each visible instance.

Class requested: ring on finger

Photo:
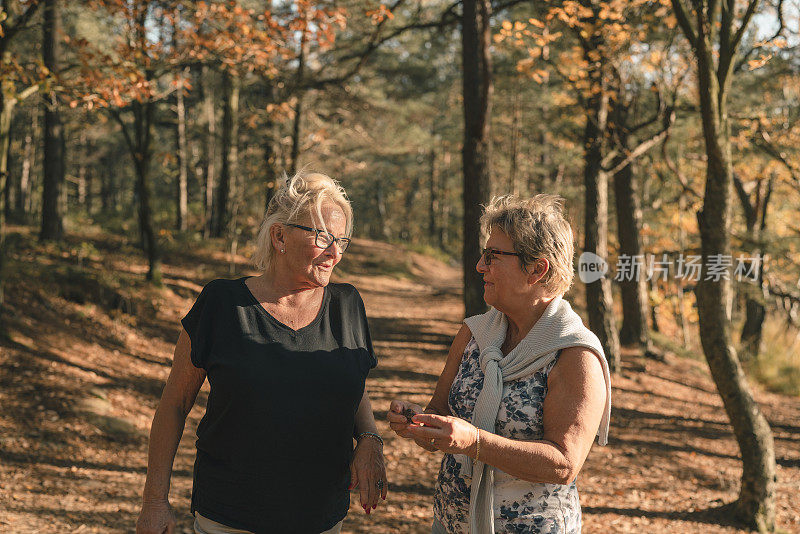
[430,438,436,445]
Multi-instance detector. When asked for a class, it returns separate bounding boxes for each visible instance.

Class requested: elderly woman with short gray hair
[137,172,386,534]
[389,194,611,533]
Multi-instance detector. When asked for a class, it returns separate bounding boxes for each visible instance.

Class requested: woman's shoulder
[192,277,246,303]
[327,281,362,302]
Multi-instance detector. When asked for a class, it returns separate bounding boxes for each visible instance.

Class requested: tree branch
[732,171,756,228]
[731,0,762,52]
[670,0,698,49]
[661,126,703,200]
[0,0,42,50]
[603,108,675,176]
[755,125,800,193]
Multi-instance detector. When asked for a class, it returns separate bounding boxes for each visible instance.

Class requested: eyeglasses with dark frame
[287,223,352,252]
[481,247,522,266]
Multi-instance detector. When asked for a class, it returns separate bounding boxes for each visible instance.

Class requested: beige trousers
[194,512,343,534]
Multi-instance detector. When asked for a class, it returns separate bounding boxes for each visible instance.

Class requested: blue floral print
[432,338,582,533]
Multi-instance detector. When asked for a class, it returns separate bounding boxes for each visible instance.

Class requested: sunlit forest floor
[0,226,798,533]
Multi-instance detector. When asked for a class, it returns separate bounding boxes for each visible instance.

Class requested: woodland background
[0,0,799,532]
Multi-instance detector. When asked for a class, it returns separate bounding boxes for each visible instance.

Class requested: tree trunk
[100,153,113,214]
[3,115,13,222]
[738,174,773,363]
[462,0,493,317]
[375,180,390,240]
[175,68,189,232]
[582,53,620,372]
[440,149,451,248]
[693,36,775,530]
[613,135,651,350]
[289,93,303,176]
[77,131,87,208]
[263,124,279,210]
[16,128,33,221]
[289,15,308,177]
[40,0,65,241]
[132,100,161,283]
[0,88,14,330]
[429,119,438,240]
[509,88,520,194]
[201,65,216,238]
[211,69,239,238]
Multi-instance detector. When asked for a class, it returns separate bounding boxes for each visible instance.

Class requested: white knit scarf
[459,295,611,534]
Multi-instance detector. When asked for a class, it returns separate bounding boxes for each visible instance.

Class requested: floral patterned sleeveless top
[432,337,582,533]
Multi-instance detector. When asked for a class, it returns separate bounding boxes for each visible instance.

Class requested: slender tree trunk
[0,85,15,330]
[376,180,390,240]
[175,67,189,232]
[263,126,278,210]
[262,82,279,211]
[100,153,112,214]
[404,172,421,241]
[40,0,65,241]
[212,69,239,238]
[77,131,87,207]
[289,93,303,176]
[673,193,689,343]
[692,29,775,530]
[289,19,308,176]
[202,65,216,238]
[131,100,161,283]
[429,119,438,239]
[440,149,451,248]
[613,131,651,350]
[462,0,493,317]
[509,88,520,194]
[739,175,773,362]
[17,128,33,221]
[3,116,13,222]
[582,53,620,371]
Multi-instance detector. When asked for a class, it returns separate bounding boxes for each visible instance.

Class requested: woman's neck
[504,296,554,343]
[251,271,321,306]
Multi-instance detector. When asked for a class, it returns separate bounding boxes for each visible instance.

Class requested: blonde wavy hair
[252,171,353,272]
[480,194,575,296]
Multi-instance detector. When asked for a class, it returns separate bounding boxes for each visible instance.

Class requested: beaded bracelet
[356,431,384,448]
[474,427,481,461]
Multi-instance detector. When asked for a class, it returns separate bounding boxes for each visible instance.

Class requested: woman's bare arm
[471,347,606,483]
[141,329,206,503]
[387,324,472,451]
[425,323,473,415]
[407,347,606,485]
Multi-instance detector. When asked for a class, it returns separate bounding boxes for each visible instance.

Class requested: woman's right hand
[387,400,437,451]
[136,500,176,534]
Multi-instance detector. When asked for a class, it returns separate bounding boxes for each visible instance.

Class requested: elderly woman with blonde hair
[137,172,387,534]
[389,194,611,534]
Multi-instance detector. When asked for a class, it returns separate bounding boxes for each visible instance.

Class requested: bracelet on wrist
[473,427,481,462]
[356,431,384,448]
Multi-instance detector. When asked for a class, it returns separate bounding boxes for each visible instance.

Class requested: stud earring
[281,249,285,254]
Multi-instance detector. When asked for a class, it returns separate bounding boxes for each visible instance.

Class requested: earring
[281,249,285,254]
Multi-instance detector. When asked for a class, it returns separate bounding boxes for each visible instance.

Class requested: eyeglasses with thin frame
[287,223,351,252]
[481,247,522,266]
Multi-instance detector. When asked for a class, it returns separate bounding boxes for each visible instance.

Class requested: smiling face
[273,203,348,289]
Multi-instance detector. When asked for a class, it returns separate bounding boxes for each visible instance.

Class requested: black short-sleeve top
[180,277,377,534]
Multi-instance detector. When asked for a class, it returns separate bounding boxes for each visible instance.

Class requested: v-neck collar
[240,276,329,334]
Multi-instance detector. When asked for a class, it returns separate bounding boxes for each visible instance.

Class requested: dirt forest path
[0,232,798,533]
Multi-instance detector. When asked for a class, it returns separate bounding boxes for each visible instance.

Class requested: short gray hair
[252,171,353,272]
[480,194,575,296]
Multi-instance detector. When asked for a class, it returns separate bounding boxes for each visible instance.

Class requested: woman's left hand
[405,413,478,456]
[349,436,388,514]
